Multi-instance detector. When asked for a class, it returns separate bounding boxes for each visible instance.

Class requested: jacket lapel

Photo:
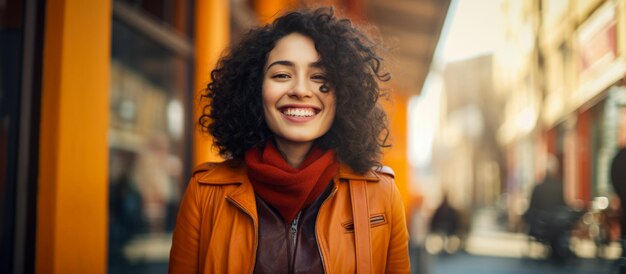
[196,161,258,221]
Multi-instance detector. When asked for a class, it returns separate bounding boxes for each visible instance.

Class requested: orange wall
[382,92,411,208]
[37,0,111,273]
[254,0,297,23]
[193,0,230,165]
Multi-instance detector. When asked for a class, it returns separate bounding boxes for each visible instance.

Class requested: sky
[438,0,505,64]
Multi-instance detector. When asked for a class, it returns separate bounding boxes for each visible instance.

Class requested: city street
[430,252,614,274]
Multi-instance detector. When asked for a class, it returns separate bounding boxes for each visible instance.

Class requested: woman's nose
[289,77,313,98]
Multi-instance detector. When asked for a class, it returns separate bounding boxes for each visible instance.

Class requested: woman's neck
[273,138,313,168]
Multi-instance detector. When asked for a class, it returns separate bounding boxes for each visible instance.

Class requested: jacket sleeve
[169,176,202,274]
[385,180,411,273]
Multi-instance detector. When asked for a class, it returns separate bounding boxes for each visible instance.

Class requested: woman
[169,7,410,273]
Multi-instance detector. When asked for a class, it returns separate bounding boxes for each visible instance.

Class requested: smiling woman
[169,7,410,274]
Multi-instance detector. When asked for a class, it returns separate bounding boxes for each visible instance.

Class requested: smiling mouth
[280,107,319,117]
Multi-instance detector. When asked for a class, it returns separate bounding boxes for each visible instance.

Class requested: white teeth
[283,108,316,117]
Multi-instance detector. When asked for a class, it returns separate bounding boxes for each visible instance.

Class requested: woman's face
[262,33,336,148]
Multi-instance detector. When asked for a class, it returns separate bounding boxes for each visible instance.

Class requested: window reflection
[109,15,190,273]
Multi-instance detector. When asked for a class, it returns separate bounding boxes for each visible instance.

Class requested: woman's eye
[271,73,290,79]
[311,74,327,82]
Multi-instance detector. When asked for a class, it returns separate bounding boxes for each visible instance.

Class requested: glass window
[0,1,24,273]
[1,0,42,273]
[114,0,193,36]
[108,2,193,273]
[0,0,24,270]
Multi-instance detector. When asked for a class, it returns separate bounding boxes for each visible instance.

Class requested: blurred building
[435,54,506,212]
[494,0,626,231]
[0,0,450,273]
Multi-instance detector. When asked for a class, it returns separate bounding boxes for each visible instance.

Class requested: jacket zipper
[288,211,302,273]
[226,196,258,274]
[291,211,302,248]
[314,186,338,274]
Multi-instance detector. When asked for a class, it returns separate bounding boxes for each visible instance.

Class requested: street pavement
[410,208,622,274]
[429,252,614,274]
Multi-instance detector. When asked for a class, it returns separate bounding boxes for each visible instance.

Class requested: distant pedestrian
[524,154,579,262]
[610,146,626,273]
[611,146,626,238]
[525,155,565,214]
[430,194,460,237]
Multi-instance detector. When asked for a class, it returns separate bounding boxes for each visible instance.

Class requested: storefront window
[0,0,24,270]
[108,1,192,273]
[1,0,43,272]
[594,87,626,198]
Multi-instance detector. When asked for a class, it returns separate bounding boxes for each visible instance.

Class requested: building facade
[495,0,626,231]
[0,0,452,273]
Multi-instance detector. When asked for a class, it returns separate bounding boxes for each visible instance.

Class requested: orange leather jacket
[169,161,410,274]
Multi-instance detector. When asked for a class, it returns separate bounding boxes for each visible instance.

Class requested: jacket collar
[195,160,247,185]
[194,161,257,220]
[193,161,380,222]
[337,164,381,182]
[195,161,380,185]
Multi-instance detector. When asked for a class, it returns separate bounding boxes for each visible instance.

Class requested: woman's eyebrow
[310,61,323,68]
[266,60,323,71]
[266,60,293,71]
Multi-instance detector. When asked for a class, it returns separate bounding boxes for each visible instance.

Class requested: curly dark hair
[200,7,390,173]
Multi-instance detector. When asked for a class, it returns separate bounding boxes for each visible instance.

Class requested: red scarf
[244,142,339,222]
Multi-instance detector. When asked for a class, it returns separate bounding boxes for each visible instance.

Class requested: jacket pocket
[342,214,387,232]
